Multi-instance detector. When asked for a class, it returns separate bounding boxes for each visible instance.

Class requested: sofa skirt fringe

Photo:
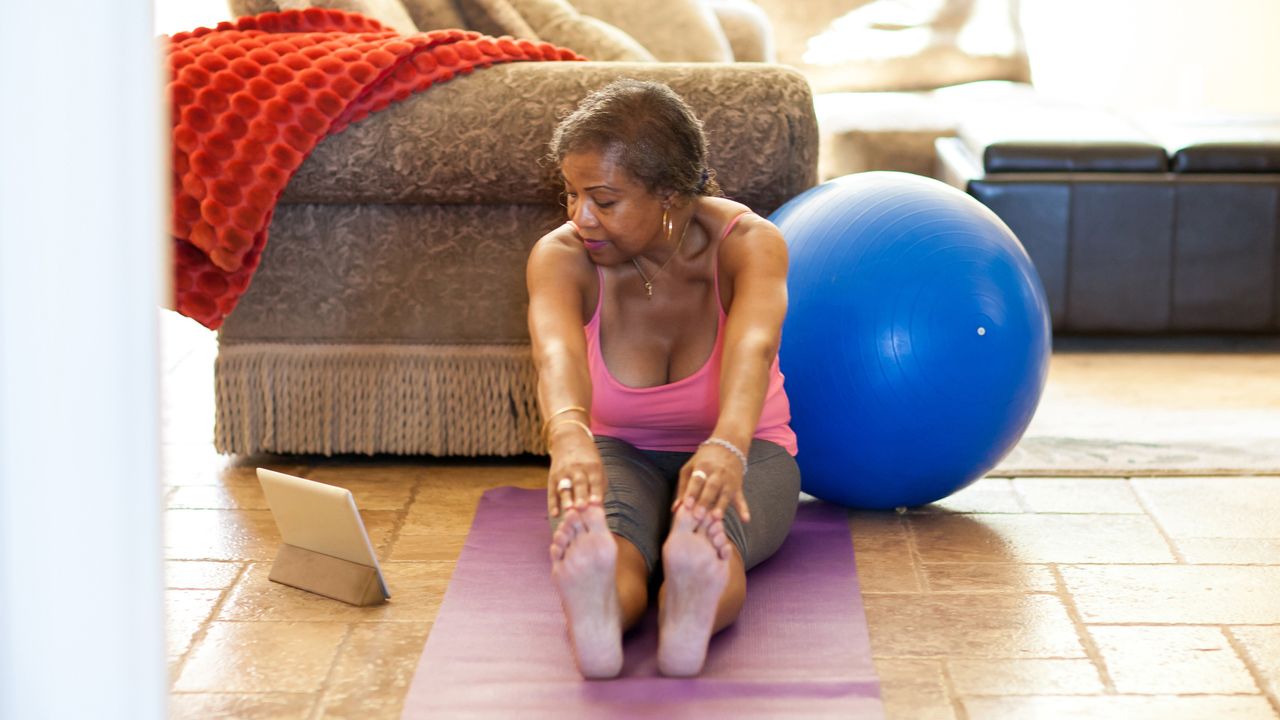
[214,342,544,456]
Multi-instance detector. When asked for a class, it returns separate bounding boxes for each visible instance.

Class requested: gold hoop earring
[662,207,672,243]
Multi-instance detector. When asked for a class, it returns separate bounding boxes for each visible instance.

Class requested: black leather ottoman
[937,109,1280,333]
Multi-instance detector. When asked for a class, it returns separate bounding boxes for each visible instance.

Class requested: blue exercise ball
[771,172,1051,510]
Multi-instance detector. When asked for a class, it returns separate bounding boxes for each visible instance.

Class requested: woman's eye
[595,200,615,209]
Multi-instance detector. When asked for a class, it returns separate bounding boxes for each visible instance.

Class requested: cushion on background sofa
[568,0,732,62]
[457,0,657,61]
[399,0,470,30]
[231,0,739,63]
[750,0,1029,93]
[230,0,420,32]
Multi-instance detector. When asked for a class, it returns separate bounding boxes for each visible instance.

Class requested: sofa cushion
[979,143,1170,174]
[282,62,815,210]
[1141,122,1280,174]
[458,0,656,61]
[958,103,1168,173]
[1172,143,1280,174]
[569,0,732,62]
[752,0,1029,93]
[454,0,538,37]
[705,0,776,63]
[229,0,420,33]
[227,62,817,345]
[399,0,469,30]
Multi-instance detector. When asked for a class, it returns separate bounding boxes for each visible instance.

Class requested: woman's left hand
[672,443,751,528]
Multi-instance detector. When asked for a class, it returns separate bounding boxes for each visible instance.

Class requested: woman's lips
[583,238,609,251]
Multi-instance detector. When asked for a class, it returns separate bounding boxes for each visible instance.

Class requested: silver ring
[557,478,573,492]
[691,469,707,481]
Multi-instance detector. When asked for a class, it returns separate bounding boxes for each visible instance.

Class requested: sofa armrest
[706,0,776,63]
[282,61,817,214]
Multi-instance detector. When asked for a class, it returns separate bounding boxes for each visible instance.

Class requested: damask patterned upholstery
[222,62,816,344]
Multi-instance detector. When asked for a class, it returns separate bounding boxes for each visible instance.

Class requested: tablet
[256,468,390,599]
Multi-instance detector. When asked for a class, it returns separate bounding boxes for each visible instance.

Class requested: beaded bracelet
[699,437,747,475]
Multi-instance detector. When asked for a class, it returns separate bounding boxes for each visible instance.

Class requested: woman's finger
[692,471,722,524]
[733,492,752,524]
[672,465,692,512]
[555,476,574,515]
[682,468,709,512]
[710,488,733,521]
[572,470,590,510]
[587,467,606,505]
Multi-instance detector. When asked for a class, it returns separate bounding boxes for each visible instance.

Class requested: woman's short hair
[549,79,722,198]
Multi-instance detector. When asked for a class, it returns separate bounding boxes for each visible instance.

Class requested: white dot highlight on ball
[977,326,986,336]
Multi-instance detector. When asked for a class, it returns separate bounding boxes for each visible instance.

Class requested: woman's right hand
[546,422,606,518]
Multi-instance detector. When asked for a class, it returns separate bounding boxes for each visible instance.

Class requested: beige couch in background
[215,0,817,456]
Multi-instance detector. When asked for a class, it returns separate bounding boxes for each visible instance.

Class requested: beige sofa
[214,2,818,456]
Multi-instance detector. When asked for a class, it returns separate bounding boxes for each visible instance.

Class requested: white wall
[154,0,233,35]
[1022,0,1280,116]
[0,1,167,718]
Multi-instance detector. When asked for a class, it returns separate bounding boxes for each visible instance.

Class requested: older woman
[526,79,800,679]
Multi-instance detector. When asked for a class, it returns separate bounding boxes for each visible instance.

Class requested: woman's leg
[655,508,743,677]
[719,440,803,572]
[655,440,801,676]
[548,436,672,677]
[549,505,625,678]
[613,534,650,630]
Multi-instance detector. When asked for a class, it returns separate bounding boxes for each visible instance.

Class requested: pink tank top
[583,211,798,455]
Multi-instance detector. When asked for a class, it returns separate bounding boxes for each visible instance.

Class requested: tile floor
[160,312,1280,719]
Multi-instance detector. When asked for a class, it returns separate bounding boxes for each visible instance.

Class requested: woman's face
[560,147,666,263]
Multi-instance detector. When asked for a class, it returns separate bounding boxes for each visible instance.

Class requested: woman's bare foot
[657,504,730,677]
[550,504,623,679]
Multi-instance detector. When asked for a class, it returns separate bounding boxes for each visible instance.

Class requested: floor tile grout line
[940,659,969,720]
[1125,477,1188,563]
[1222,626,1280,716]
[169,562,251,687]
[307,622,357,720]
[1049,563,1118,694]
[899,512,930,593]
[380,478,422,563]
[1007,476,1037,513]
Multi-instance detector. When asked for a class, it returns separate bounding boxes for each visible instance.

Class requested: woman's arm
[678,214,790,525]
[527,229,606,517]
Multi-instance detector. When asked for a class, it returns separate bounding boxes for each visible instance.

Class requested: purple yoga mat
[401,487,883,718]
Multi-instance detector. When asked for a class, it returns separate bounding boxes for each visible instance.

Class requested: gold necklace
[631,208,690,299]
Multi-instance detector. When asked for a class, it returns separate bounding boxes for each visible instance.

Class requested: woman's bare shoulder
[532,223,587,267]
[696,195,753,224]
[694,197,780,248]
[533,222,581,253]
[528,222,595,291]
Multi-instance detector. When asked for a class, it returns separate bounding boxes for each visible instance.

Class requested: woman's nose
[572,201,597,227]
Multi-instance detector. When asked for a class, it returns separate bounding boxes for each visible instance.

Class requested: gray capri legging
[551,435,802,575]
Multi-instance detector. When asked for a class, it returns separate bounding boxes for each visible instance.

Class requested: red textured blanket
[168,9,582,329]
